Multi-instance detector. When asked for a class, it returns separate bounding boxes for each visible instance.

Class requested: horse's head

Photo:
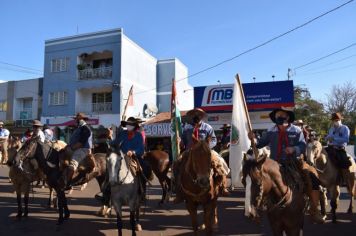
[242,148,270,222]
[14,137,40,164]
[107,151,127,185]
[189,138,212,189]
[306,140,323,165]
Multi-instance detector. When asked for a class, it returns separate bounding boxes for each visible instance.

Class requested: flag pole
[235,74,259,160]
[121,85,133,121]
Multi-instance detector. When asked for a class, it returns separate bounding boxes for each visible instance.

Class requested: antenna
[76,25,79,34]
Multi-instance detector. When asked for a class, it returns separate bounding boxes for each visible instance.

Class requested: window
[49,92,68,105]
[92,92,112,103]
[0,101,6,112]
[51,58,69,72]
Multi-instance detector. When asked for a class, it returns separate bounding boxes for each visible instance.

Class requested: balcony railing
[78,66,112,80]
[76,102,112,114]
[16,108,33,120]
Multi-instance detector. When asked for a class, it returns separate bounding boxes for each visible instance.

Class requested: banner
[229,78,251,187]
[171,79,182,161]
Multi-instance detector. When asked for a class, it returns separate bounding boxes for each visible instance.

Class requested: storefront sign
[194,80,294,112]
[144,123,171,137]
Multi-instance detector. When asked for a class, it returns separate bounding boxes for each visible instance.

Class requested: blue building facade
[41,28,193,130]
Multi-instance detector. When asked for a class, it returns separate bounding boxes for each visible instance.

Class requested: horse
[306,140,356,223]
[7,136,42,218]
[179,139,220,236]
[242,149,306,236]
[143,150,171,205]
[17,137,106,225]
[107,151,142,236]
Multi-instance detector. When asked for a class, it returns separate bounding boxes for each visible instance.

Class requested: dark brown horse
[242,151,305,236]
[143,150,171,205]
[180,139,220,236]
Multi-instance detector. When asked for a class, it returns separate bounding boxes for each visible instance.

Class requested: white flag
[229,77,251,187]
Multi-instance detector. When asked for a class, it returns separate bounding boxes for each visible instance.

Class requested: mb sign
[194,80,294,112]
[207,87,233,104]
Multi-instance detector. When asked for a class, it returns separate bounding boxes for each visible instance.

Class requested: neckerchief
[277,126,289,161]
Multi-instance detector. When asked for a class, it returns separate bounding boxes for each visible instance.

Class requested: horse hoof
[23,211,28,217]
[56,219,64,225]
[135,223,142,231]
[64,213,70,220]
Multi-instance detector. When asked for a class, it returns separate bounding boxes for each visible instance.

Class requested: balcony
[76,102,112,114]
[78,66,112,80]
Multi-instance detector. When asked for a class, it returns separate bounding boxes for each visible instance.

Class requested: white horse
[107,152,142,236]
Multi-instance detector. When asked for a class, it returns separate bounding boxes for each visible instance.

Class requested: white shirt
[44,129,54,142]
[33,129,45,143]
[0,128,10,139]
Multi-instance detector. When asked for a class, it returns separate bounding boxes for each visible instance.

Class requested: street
[0,165,355,236]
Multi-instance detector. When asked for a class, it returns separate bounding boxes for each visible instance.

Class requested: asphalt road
[0,165,356,236]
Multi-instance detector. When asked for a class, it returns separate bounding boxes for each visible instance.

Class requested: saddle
[325,146,352,169]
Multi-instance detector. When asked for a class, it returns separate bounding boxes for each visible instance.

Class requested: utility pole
[272,75,275,81]
[287,68,292,80]
[253,77,256,83]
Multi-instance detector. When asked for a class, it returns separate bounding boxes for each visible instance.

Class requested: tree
[294,85,329,137]
[325,81,356,144]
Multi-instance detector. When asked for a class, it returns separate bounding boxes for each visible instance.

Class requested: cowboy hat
[269,107,295,123]
[186,108,206,117]
[331,112,343,120]
[121,117,140,127]
[73,112,89,120]
[294,119,303,125]
[32,120,43,127]
[219,124,231,130]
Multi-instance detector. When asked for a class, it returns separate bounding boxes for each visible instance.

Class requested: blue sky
[0,0,355,102]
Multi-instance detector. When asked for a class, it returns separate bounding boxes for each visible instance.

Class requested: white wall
[121,35,157,118]
[175,59,193,111]
[13,79,40,119]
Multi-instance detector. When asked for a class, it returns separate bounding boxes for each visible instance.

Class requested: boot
[309,190,326,224]
[61,166,74,190]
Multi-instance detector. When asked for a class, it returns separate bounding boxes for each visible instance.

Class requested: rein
[181,147,212,199]
[268,185,293,212]
[115,155,134,186]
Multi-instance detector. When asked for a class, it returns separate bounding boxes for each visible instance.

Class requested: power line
[0,66,43,75]
[294,42,356,70]
[0,61,43,72]
[134,0,355,95]
[296,62,356,76]
[302,53,356,72]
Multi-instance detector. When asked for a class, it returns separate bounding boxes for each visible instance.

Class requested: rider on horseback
[174,108,230,203]
[325,112,351,169]
[248,107,325,224]
[0,121,10,165]
[61,112,93,190]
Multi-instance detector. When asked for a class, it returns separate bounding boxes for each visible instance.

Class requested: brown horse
[143,150,171,205]
[242,150,306,236]
[179,139,220,236]
[306,140,356,223]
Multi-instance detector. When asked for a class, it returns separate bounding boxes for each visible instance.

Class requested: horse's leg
[56,190,64,225]
[212,199,218,226]
[270,222,284,236]
[320,188,327,217]
[186,200,198,235]
[23,191,29,217]
[15,190,22,218]
[203,203,214,236]
[158,177,166,205]
[135,206,142,231]
[285,227,301,236]
[329,185,340,224]
[62,192,70,220]
[130,210,137,236]
[344,171,354,214]
[116,210,123,236]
